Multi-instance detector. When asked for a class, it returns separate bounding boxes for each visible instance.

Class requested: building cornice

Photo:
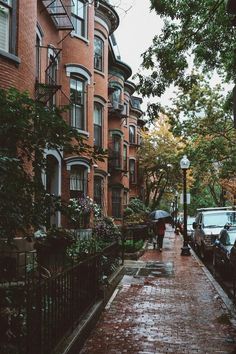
[95,1,119,34]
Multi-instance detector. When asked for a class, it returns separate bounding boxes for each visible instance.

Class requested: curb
[190,246,236,323]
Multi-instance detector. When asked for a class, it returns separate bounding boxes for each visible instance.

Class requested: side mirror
[192,222,197,229]
[214,239,220,246]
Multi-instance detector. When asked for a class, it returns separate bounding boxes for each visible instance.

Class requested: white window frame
[94,36,104,71]
[71,0,87,39]
[94,102,103,147]
[70,75,86,131]
[0,0,12,52]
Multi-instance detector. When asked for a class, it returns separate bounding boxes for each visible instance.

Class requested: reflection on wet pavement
[79,227,236,354]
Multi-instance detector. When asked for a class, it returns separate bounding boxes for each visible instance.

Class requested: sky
[110,0,231,113]
[109,0,175,111]
[112,0,161,75]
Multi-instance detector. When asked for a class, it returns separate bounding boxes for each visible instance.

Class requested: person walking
[153,219,166,251]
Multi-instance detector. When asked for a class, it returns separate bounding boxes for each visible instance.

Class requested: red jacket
[154,220,166,236]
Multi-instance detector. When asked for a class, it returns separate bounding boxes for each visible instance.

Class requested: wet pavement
[79,226,236,353]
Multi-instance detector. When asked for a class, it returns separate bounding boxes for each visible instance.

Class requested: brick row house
[0,0,145,227]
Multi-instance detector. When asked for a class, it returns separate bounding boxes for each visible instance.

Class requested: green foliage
[136,0,235,117]
[127,198,149,213]
[0,88,106,241]
[93,215,121,242]
[164,76,236,210]
[122,239,144,253]
[138,117,184,208]
[123,198,150,225]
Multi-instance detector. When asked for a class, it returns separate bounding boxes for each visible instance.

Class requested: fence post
[121,227,125,265]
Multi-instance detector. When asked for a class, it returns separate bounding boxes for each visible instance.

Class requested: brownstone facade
[0,0,145,226]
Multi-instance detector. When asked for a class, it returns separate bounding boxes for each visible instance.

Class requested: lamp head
[180,155,190,169]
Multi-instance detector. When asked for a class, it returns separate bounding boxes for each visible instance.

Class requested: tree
[0,88,105,241]
[136,0,235,117]
[138,115,185,209]
[164,76,236,209]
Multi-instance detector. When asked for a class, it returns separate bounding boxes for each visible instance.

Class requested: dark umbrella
[149,210,172,222]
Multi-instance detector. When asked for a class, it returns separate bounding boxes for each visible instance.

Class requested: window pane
[94,176,103,207]
[129,126,135,144]
[94,37,103,71]
[70,166,86,192]
[71,0,86,36]
[130,160,135,183]
[0,6,9,52]
[94,124,102,146]
[112,189,121,218]
[94,104,102,125]
[123,145,127,170]
[70,77,85,130]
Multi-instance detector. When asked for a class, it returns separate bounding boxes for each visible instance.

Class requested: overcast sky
[113,0,161,75]
[110,0,175,111]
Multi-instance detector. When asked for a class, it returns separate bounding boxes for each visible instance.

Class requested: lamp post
[174,191,178,228]
[180,155,191,256]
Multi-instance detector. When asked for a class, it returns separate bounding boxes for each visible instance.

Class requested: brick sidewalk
[79,227,236,353]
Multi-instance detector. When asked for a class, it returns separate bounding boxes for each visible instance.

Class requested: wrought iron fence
[0,241,120,354]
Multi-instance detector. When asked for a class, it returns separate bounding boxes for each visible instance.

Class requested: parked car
[192,207,236,260]
[213,224,236,279]
[187,216,195,243]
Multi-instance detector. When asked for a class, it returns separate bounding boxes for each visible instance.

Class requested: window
[94,176,103,208]
[112,134,121,168]
[94,103,103,147]
[123,102,129,117]
[35,33,41,81]
[112,189,121,218]
[0,0,12,52]
[123,190,128,209]
[129,159,136,183]
[70,165,87,198]
[71,0,86,37]
[70,76,86,130]
[94,36,104,71]
[112,87,121,106]
[47,50,58,106]
[129,125,135,144]
[123,144,128,171]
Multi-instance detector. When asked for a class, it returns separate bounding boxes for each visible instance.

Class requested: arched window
[94,36,104,71]
[70,165,88,198]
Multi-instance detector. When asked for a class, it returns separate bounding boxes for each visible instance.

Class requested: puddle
[124,262,174,278]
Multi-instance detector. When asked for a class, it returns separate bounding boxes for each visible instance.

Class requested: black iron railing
[0,241,120,354]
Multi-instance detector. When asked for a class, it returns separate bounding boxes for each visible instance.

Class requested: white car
[192,207,236,259]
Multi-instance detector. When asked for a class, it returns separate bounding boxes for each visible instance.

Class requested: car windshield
[204,212,236,228]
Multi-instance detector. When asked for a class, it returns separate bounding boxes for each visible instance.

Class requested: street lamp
[174,191,178,228]
[180,155,191,256]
